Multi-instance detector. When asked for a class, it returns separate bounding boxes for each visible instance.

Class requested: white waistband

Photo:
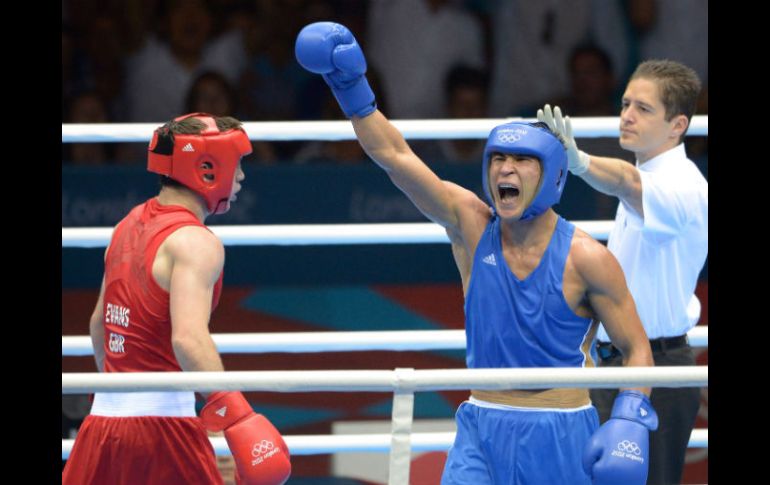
[91,392,197,417]
[467,396,594,413]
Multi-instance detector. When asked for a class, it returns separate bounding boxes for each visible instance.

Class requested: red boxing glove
[201,392,291,485]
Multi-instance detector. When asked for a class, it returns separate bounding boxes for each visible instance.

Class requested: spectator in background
[110,0,164,58]
[62,24,76,115]
[294,67,388,165]
[293,90,369,165]
[636,0,708,86]
[546,44,618,117]
[186,70,278,164]
[488,0,632,118]
[412,64,490,165]
[80,13,131,122]
[63,92,114,165]
[236,0,352,161]
[63,11,130,122]
[123,0,246,123]
[236,1,316,122]
[366,0,485,119]
[185,70,239,117]
[537,44,626,220]
[62,1,159,124]
[235,0,366,122]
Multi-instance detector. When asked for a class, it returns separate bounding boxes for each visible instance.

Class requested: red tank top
[101,197,223,373]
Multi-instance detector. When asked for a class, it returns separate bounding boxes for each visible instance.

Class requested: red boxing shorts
[62,414,223,485]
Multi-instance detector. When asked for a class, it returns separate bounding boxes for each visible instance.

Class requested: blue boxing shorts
[441,397,599,485]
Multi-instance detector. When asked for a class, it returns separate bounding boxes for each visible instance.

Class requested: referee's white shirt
[597,144,708,342]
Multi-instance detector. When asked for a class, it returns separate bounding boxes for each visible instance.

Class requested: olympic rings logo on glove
[252,440,275,457]
[617,440,642,456]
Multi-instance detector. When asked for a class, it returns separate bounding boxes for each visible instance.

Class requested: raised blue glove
[583,390,658,485]
[295,22,377,118]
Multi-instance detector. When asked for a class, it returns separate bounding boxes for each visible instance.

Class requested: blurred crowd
[62,0,708,166]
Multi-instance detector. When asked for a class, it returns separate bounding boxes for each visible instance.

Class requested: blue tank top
[465,215,593,369]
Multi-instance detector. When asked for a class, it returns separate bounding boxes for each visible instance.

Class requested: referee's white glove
[537,104,591,176]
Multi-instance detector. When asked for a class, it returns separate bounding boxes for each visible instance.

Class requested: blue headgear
[482,122,568,220]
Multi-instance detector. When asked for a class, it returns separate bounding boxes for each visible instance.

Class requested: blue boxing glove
[295,22,377,118]
[583,390,658,485]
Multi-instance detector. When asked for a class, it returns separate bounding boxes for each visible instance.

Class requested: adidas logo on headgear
[182,143,195,152]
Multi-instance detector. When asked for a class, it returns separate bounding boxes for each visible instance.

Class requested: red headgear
[147,113,252,215]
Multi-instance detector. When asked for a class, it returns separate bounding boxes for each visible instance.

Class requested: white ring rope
[62,221,614,247]
[62,366,707,394]
[61,429,708,459]
[62,327,708,356]
[61,116,708,143]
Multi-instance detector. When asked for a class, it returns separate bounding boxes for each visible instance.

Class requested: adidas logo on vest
[482,253,496,266]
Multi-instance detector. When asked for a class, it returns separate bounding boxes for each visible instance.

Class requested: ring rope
[62,221,614,247]
[61,429,708,459]
[61,116,708,143]
[62,366,707,394]
[62,327,708,356]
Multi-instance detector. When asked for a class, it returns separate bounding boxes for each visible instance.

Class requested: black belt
[596,335,689,360]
